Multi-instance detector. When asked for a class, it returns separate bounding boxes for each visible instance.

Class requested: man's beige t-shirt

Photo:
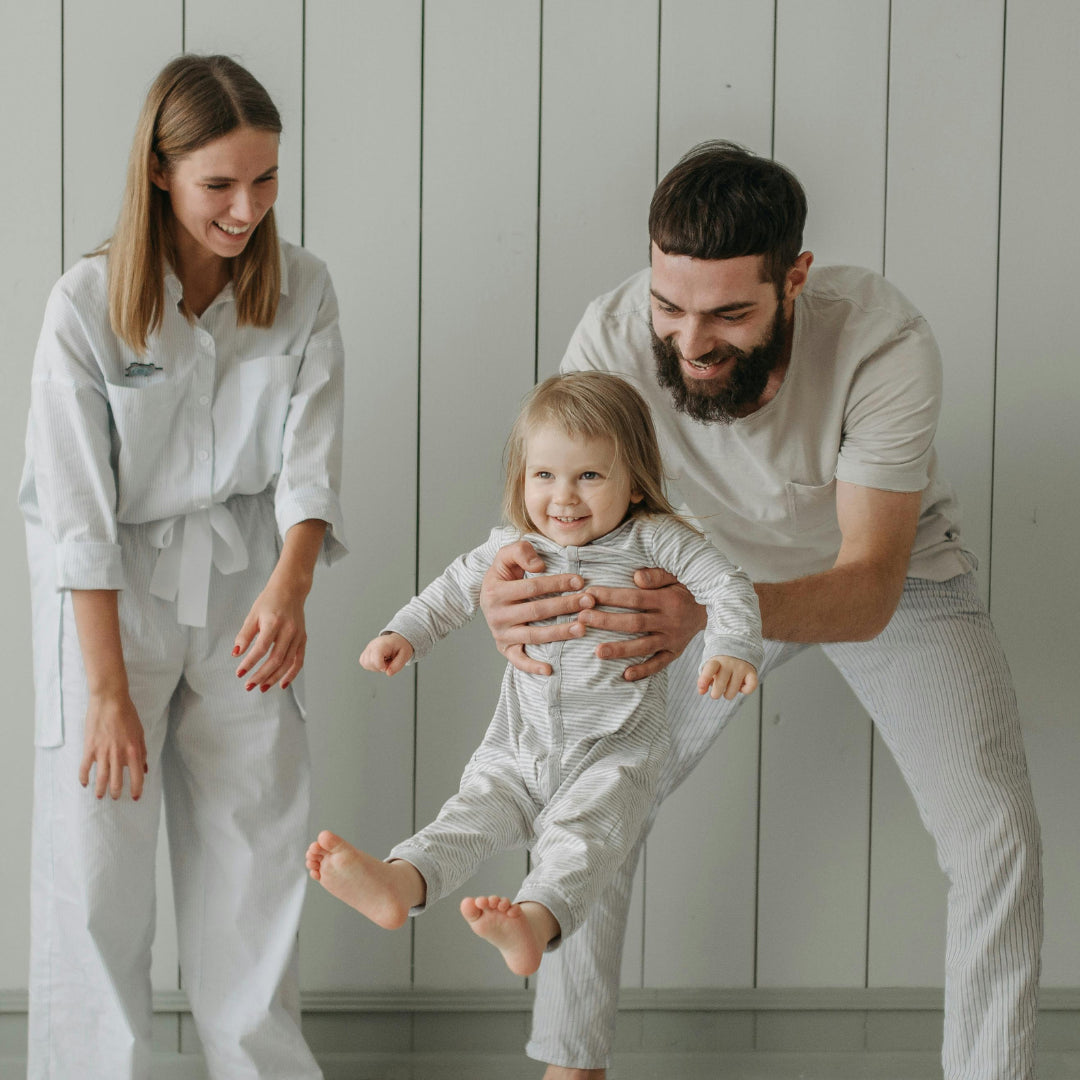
[560,265,974,584]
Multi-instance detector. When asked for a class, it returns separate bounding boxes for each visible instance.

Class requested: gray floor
[131,1048,1080,1079]
[0,1047,1074,1078]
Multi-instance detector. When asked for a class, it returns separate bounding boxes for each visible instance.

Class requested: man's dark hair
[649,140,807,289]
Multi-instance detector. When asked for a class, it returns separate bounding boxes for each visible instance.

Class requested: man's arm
[580,482,923,678]
[753,483,921,642]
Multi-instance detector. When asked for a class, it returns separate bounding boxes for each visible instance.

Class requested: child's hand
[697,655,759,700]
[360,632,414,676]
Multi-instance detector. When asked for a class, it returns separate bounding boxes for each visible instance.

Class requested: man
[480,142,1042,1080]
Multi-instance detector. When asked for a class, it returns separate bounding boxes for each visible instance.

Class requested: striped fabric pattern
[527,572,1042,1079]
[387,514,762,939]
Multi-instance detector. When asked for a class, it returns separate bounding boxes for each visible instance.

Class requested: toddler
[307,372,762,975]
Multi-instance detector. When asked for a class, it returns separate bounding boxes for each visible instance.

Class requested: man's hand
[480,540,595,676]
[576,567,707,681]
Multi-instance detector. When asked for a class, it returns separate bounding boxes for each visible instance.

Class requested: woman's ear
[149,153,168,191]
[630,490,644,505]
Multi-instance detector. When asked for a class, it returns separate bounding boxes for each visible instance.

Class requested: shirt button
[198,450,209,462]
[199,395,210,405]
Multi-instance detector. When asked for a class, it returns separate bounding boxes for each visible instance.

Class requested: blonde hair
[503,372,682,533]
[104,54,282,353]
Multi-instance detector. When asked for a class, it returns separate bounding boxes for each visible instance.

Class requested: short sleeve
[835,316,942,493]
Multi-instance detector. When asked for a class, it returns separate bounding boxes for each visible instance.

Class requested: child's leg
[306,831,425,930]
[459,895,560,976]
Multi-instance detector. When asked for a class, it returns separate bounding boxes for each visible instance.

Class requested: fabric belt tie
[148,505,249,627]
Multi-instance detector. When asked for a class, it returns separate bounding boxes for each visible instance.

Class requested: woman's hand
[80,688,148,800]
[479,540,595,676]
[235,518,326,692]
[70,589,147,800]
[234,579,308,691]
[576,568,707,681]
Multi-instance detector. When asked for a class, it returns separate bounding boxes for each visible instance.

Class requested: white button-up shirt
[20,240,347,625]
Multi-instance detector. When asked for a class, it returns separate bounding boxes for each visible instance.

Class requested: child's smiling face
[522,423,642,547]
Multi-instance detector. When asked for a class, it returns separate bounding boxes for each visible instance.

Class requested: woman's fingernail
[245,683,255,692]
[237,668,247,678]
[232,646,241,656]
[260,684,269,693]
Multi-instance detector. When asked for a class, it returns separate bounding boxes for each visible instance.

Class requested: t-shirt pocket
[785,478,839,534]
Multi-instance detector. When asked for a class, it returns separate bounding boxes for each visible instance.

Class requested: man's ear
[784,251,814,302]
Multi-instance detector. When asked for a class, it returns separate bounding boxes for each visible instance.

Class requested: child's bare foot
[459,895,558,976]
[306,830,424,930]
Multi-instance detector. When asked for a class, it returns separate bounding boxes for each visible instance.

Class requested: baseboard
[2,987,1078,1065]
[2,985,1079,1014]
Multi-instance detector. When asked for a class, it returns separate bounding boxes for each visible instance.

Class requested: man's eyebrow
[649,288,757,314]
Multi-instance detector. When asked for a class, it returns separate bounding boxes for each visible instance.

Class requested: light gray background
[1,0,1076,1017]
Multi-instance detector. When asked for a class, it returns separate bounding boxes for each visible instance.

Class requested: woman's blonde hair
[105,54,282,352]
[502,372,681,533]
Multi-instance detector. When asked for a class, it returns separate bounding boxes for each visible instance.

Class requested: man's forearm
[755,562,906,644]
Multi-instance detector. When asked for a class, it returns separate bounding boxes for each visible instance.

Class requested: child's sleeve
[383,526,516,662]
[645,516,764,672]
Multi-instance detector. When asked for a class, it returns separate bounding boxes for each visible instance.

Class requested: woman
[20,54,345,1079]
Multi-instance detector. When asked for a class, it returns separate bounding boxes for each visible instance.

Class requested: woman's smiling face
[152,125,279,267]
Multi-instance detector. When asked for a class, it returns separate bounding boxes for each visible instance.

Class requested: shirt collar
[163,241,289,307]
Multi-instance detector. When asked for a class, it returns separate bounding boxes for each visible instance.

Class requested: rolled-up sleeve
[275,270,348,564]
[28,284,124,591]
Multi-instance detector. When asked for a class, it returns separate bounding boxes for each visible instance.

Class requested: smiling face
[522,424,642,546]
[649,243,810,422]
[152,125,279,271]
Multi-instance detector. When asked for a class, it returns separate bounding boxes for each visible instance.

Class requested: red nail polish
[232,646,241,656]
[245,683,255,692]
[260,684,269,693]
[237,668,247,678]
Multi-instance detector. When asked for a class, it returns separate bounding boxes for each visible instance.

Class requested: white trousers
[526,573,1043,1080]
[27,494,321,1080]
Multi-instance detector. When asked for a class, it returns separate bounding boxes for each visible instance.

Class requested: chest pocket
[217,354,302,477]
[786,479,839,533]
[107,376,187,498]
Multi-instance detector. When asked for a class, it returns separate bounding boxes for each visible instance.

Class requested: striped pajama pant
[526,572,1043,1079]
[390,645,672,942]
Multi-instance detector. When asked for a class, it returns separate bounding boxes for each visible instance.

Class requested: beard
[652,299,789,424]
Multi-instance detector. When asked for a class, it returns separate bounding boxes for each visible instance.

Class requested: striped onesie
[384,514,762,942]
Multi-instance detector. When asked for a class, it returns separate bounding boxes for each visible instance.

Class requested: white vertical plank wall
[301,0,422,991]
[412,0,541,990]
[0,0,60,994]
[994,0,1080,989]
[2,0,1077,1025]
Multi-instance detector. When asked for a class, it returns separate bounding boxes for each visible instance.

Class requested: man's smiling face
[649,244,792,423]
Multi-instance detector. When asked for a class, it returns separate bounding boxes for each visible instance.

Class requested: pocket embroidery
[124,361,164,377]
